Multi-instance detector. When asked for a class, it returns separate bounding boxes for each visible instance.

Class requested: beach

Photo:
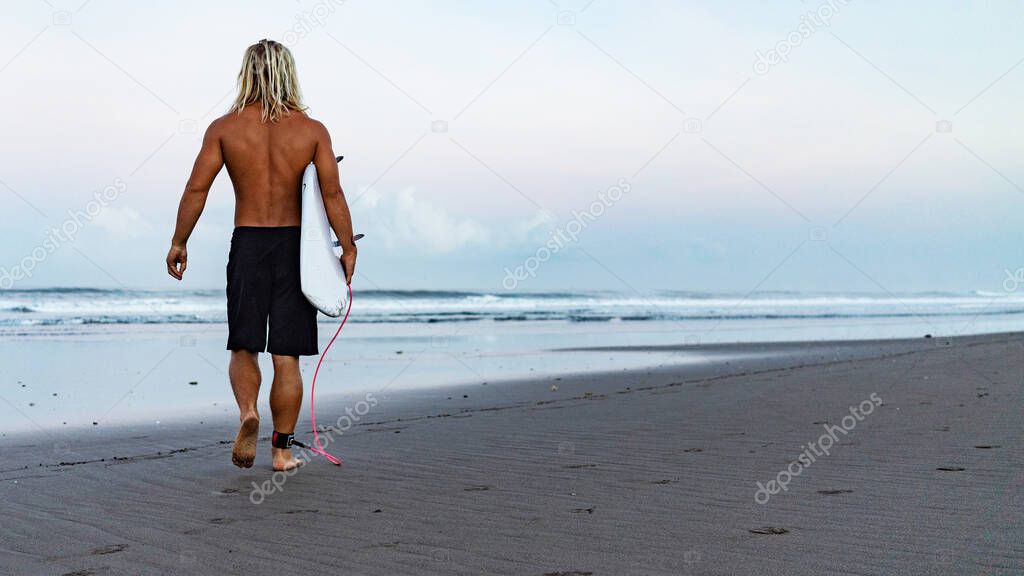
[4,1,1023,574]
[2,332,1021,575]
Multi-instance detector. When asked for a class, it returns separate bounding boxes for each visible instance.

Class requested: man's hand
[340,245,357,285]
[166,244,188,280]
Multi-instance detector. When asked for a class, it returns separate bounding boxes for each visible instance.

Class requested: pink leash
[305,283,352,466]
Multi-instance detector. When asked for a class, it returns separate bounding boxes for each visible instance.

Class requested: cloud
[511,210,554,244]
[91,206,151,239]
[359,188,490,253]
[355,188,561,254]
[690,236,728,263]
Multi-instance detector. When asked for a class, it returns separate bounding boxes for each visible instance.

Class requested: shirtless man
[166,39,357,471]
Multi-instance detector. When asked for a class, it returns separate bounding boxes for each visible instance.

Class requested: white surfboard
[300,158,349,317]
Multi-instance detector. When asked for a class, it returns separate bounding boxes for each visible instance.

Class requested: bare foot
[272,447,306,471]
[231,413,259,468]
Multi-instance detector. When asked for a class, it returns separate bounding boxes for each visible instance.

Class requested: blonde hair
[229,39,306,122]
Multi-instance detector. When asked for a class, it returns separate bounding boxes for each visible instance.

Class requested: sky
[0,0,1022,294]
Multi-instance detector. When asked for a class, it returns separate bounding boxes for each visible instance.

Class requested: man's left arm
[167,121,224,280]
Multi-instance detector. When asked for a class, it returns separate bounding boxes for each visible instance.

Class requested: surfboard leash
[301,282,353,466]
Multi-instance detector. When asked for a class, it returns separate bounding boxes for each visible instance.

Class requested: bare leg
[229,350,261,468]
[270,354,304,471]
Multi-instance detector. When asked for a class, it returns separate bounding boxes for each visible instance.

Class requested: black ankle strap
[271,431,294,449]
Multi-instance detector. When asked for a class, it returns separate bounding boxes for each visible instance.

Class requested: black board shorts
[226,226,318,356]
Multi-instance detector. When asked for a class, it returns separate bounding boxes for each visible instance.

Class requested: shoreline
[0,330,976,440]
[0,320,999,434]
[2,332,1022,574]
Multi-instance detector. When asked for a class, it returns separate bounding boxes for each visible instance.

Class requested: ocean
[2,288,1022,331]
[3,288,1022,430]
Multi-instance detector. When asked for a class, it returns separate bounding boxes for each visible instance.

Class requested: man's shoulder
[273,111,327,139]
[299,114,328,135]
[206,109,326,140]
[206,112,235,135]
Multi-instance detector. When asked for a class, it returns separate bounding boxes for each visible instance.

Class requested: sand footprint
[90,544,127,555]
[749,527,789,535]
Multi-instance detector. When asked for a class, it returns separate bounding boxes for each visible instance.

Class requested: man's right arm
[166,119,224,280]
[312,121,357,284]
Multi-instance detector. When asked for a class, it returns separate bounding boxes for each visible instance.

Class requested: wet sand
[1,333,1022,575]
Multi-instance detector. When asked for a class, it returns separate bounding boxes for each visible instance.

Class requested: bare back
[216,107,320,227]
[169,103,354,284]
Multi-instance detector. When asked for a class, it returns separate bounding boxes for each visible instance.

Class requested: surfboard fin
[332,234,363,247]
